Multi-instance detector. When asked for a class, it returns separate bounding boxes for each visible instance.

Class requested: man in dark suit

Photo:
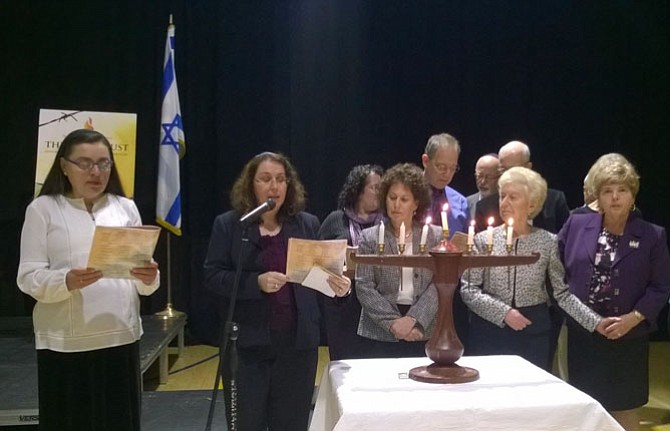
[466,153,499,218]
[474,141,570,234]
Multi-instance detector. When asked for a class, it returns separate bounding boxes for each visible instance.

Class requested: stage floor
[0,315,188,428]
[0,390,229,431]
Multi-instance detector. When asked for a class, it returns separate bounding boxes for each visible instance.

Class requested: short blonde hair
[498,167,547,219]
[587,153,640,199]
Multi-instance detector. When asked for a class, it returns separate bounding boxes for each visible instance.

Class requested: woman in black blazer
[204,152,349,431]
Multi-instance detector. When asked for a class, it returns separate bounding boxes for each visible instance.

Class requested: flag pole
[156,232,184,319]
[156,13,185,319]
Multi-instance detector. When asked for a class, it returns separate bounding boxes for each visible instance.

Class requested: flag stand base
[156,303,186,320]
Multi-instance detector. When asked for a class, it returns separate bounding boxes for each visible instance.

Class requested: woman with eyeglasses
[17,129,159,430]
[204,152,350,431]
[558,154,670,431]
[318,164,383,360]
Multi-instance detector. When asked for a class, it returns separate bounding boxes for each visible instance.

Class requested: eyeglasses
[475,172,500,182]
[431,161,460,174]
[254,174,289,185]
[63,157,114,172]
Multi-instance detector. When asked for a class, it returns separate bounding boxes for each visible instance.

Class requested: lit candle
[399,222,406,245]
[378,220,385,245]
[467,220,475,246]
[486,216,494,246]
[506,218,514,246]
[441,203,449,231]
[420,217,431,246]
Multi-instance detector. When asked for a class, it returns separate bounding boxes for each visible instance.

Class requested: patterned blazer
[355,222,443,342]
[461,226,601,331]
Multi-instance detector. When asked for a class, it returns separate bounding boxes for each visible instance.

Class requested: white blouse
[17,194,160,352]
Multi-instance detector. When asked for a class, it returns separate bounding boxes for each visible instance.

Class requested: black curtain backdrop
[1,1,668,343]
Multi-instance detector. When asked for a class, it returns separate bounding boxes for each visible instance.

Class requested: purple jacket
[557,212,670,332]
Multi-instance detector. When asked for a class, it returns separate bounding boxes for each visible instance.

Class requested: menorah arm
[459,253,540,272]
[350,254,435,272]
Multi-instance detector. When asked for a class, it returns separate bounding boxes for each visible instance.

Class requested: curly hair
[230,152,306,222]
[378,163,431,221]
[39,129,125,197]
[337,164,383,210]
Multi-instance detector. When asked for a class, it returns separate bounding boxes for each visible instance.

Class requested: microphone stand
[205,223,250,431]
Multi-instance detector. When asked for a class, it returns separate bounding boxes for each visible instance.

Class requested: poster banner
[35,109,137,197]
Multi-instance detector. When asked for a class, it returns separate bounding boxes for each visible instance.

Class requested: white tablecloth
[309,355,624,431]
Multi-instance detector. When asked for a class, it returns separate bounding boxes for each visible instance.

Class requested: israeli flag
[156,19,185,236]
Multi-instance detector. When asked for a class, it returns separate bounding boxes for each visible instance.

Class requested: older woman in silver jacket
[355,163,443,358]
[461,167,612,370]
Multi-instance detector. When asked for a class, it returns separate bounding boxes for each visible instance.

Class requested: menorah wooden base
[351,247,539,384]
[409,363,479,384]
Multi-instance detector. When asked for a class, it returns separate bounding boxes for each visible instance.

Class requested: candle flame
[470,219,475,227]
[442,203,449,211]
[425,216,432,225]
[508,218,514,226]
[487,216,494,226]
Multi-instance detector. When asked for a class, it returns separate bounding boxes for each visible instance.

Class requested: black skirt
[468,303,552,370]
[567,320,649,411]
[36,342,141,431]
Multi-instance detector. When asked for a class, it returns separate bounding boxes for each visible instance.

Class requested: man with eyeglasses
[420,133,469,236]
[420,133,471,351]
[466,154,500,218]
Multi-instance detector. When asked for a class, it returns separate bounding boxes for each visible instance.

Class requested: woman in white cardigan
[17,129,159,431]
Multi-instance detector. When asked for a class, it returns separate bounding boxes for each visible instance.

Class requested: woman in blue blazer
[558,153,670,431]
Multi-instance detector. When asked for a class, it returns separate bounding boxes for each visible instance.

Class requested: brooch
[629,240,639,249]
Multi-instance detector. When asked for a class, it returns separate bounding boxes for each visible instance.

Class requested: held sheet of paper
[286,239,347,296]
[86,225,161,279]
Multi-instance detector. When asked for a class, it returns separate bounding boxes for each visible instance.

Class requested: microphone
[239,199,276,225]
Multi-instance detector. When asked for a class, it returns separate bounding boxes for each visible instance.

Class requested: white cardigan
[17,194,160,352]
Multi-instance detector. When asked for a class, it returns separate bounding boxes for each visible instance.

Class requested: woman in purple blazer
[558,153,670,431]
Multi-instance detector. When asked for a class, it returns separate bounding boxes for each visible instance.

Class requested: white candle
[378,220,385,245]
[420,217,431,246]
[399,222,405,245]
[467,220,475,246]
[486,216,494,246]
[506,218,514,246]
[441,203,449,231]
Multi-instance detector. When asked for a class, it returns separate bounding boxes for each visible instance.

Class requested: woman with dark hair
[17,129,159,431]
[355,163,443,358]
[559,154,670,431]
[203,152,350,431]
[318,164,383,360]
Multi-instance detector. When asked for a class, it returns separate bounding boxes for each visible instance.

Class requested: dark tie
[430,187,448,225]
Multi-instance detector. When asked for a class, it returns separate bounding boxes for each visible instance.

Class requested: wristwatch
[632,310,645,322]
